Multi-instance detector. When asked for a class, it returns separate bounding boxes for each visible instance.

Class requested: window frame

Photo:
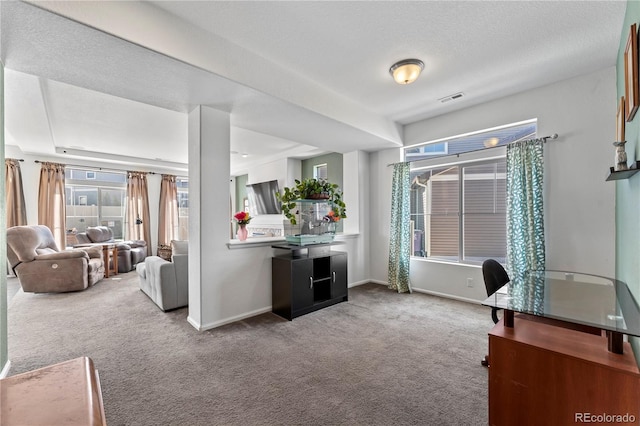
[406,119,537,265]
[410,156,507,265]
[313,163,328,180]
[65,168,127,240]
[176,176,189,241]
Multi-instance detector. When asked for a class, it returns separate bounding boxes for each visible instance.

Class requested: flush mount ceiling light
[389,59,424,84]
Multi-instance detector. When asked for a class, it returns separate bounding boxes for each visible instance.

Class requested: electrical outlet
[467,278,474,288]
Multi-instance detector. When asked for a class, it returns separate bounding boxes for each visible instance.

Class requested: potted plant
[277,178,347,225]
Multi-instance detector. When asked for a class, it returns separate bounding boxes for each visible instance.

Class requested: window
[65,169,126,239]
[407,120,536,264]
[405,142,448,160]
[176,177,189,240]
[313,163,328,180]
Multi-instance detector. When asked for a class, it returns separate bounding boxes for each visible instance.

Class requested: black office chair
[481,259,510,367]
[482,259,510,324]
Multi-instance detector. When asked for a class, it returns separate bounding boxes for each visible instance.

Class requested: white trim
[187,279,370,330]
[186,315,201,330]
[0,360,11,379]
[335,233,359,240]
[184,277,485,332]
[348,279,371,288]
[410,152,505,172]
[411,287,482,305]
[189,306,273,331]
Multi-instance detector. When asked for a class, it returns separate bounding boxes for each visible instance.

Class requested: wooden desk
[0,357,106,425]
[489,316,640,425]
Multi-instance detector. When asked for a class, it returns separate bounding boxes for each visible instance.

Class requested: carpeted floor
[8,272,490,426]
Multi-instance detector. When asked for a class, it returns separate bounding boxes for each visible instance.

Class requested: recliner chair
[75,226,147,273]
[7,225,104,293]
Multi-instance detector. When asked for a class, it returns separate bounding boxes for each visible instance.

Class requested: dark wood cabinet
[272,246,347,320]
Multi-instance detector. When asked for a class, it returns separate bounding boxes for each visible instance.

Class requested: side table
[101,244,118,278]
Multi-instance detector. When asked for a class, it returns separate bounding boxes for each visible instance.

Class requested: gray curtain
[388,162,412,293]
[506,139,545,313]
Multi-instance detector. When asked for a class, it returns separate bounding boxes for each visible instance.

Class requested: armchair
[7,225,104,293]
[136,240,188,311]
[75,226,147,273]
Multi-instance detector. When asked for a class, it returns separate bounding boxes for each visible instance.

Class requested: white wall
[246,157,301,191]
[187,106,371,330]
[370,67,617,301]
[341,150,370,284]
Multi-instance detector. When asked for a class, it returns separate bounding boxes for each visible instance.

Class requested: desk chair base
[481,355,489,367]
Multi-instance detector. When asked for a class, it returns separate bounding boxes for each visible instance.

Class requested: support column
[187,105,230,330]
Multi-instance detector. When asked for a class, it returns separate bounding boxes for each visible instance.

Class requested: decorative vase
[614,141,628,171]
[237,224,248,241]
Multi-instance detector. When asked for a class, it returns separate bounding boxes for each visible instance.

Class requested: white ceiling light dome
[389,59,424,85]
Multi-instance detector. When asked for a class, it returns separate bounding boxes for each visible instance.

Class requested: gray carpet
[8,272,489,425]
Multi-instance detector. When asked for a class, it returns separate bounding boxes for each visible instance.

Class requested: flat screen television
[246,180,281,215]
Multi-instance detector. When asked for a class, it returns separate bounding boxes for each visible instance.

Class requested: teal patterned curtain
[388,162,411,293]
[506,139,545,312]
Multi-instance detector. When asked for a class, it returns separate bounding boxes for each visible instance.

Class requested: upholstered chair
[75,226,147,273]
[7,225,104,293]
[136,240,188,311]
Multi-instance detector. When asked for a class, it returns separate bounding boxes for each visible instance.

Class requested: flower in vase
[234,211,252,225]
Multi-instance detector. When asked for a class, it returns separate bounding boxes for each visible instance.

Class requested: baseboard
[348,279,374,288]
[0,360,11,379]
[186,315,201,331]
[189,306,273,331]
[184,280,480,331]
[411,287,482,305]
[188,281,376,330]
[360,279,481,304]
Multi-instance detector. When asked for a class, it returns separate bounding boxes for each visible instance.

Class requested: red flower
[233,211,251,224]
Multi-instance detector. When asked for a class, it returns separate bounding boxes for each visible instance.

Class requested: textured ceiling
[1,1,627,174]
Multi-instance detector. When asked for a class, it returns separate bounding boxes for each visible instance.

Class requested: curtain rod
[31,160,188,178]
[388,133,559,167]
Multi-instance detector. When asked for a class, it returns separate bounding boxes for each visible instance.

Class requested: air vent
[439,92,464,103]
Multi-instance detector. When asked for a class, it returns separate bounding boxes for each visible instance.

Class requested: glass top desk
[482,270,640,354]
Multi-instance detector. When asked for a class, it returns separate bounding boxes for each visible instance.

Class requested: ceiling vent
[439,92,464,103]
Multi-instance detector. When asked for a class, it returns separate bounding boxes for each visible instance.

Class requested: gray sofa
[136,240,188,311]
[7,225,104,293]
[75,226,147,273]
